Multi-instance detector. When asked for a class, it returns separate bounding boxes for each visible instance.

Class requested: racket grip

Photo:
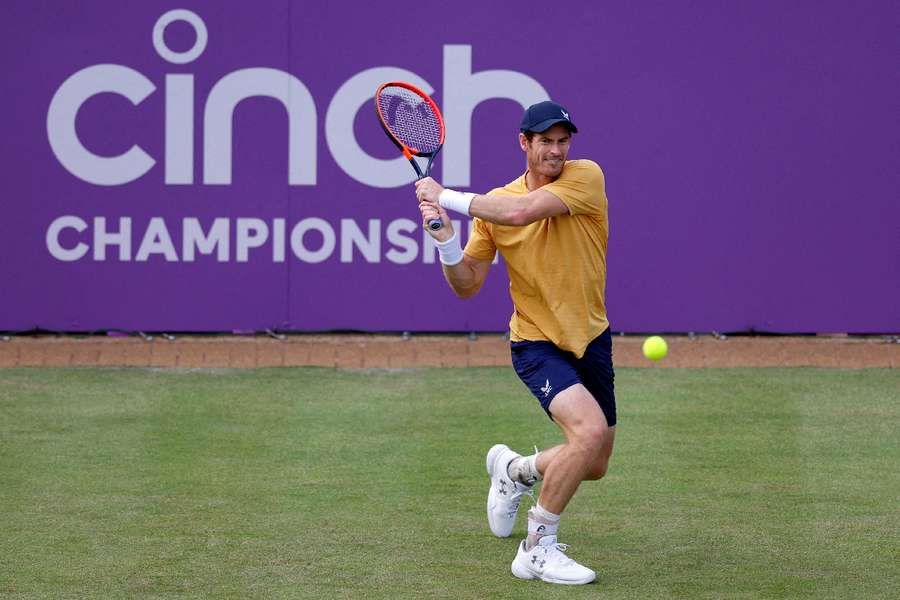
[427,218,442,231]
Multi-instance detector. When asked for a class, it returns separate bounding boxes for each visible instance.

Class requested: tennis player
[415,100,614,585]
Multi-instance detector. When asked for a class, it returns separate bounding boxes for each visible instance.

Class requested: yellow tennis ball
[642,336,668,361]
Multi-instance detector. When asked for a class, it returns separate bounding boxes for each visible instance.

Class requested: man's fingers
[419,206,440,221]
[415,182,450,234]
[419,202,443,226]
[414,177,444,204]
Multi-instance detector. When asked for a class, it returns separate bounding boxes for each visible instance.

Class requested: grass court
[1,366,897,599]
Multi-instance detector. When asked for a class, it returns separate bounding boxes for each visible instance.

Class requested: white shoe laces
[506,486,535,518]
[538,541,576,567]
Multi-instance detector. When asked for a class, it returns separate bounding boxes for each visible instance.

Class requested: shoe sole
[511,559,596,585]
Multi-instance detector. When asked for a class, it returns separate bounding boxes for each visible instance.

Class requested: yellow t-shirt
[464,159,609,358]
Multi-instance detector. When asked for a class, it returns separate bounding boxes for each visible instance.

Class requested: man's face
[520,123,572,179]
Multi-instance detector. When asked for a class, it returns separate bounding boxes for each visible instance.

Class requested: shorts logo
[540,379,552,397]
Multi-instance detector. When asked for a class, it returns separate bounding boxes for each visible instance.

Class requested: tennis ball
[642,336,668,361]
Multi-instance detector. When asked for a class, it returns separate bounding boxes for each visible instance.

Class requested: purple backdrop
[2,1,897,333]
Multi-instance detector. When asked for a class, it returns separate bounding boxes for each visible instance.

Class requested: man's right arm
[420,198,492,300]
[441,254,492,299]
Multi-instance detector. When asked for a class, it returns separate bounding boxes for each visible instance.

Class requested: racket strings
[377,86,442,154]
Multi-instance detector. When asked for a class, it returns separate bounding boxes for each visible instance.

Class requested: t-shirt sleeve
[463,216,497,261]
[541,160,607,217]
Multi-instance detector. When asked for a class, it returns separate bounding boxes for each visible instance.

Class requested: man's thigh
[576,329,617,427]
[547,383,609,443]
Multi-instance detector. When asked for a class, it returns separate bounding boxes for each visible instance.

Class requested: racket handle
[427,218,442,231]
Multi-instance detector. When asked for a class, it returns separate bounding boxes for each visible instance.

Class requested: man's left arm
[415,178,568,227]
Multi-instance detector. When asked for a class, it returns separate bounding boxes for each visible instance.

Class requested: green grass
[0,367,897,599]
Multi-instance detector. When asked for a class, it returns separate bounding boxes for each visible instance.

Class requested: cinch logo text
[46,9,549,189]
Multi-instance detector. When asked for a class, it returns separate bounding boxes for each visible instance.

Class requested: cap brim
[524,118,578,134]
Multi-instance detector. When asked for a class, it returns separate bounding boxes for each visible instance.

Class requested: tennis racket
[374,81,446,230]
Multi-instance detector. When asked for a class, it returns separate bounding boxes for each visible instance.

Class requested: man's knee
[570,419,608,455]
[584,457,610,481]
[581,425,616,481]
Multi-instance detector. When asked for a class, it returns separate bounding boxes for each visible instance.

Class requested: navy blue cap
[519,100,578,134]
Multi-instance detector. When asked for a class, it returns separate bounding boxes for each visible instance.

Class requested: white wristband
[438,189,475,216]
[434,231,465,266]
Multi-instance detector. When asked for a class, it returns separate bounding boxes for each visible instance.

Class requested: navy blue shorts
[510,328,616,426]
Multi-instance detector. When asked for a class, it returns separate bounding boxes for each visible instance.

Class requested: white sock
[507,451,542,486]
[525,503,560,550]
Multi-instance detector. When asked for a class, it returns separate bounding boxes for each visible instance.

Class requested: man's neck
[524,169,557,191]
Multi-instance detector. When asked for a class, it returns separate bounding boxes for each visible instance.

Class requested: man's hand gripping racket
[374,82,446,231]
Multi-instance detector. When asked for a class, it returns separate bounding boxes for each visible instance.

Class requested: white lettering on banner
[45,215,498,265]
[152,9,208,64]
[93,217,132,261]
[46,216,89,261]
[46,10,550,188]
[47,65,157,186]
[272,219,286,262]
[204,69,317,186]
[166,74,194,184]
[236,218,269,262]
[290,218,336,263]
[443,45,550,186]
[183,218,229,261]
[340,219,380,263]
[385,219,419,264]
[136,217,178,261]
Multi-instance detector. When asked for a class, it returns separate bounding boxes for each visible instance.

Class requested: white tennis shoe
[511,535,596,585]
[486,444,533,537]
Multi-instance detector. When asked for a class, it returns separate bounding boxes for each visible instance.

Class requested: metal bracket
[265,328,286,341]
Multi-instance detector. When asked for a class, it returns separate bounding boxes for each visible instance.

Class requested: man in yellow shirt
[415,100,614,585]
